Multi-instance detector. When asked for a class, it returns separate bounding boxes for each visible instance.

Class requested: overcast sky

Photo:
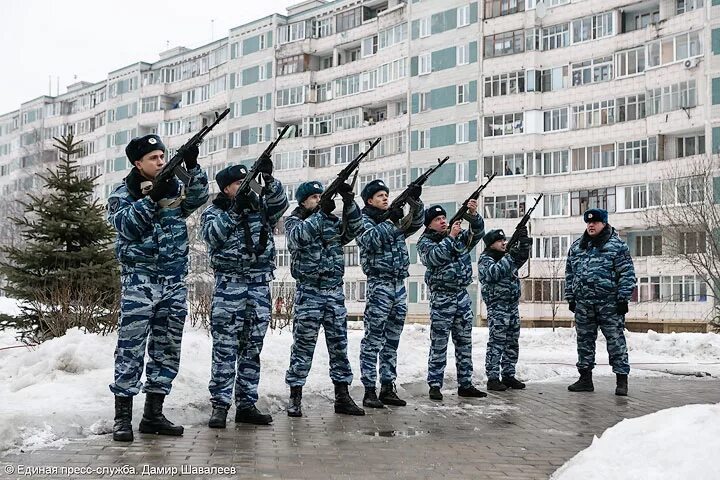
[0,0,293,114]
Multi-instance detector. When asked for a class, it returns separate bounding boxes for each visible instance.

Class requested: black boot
[113,396,133,442]
[379,383,407,406]
[138,392,184,436]
[568,369,594,392]
[287,386,303,418]
[362,387,385,408]
[235,405,273,425]
[429,386,443,400]
[502,376,526,390]
[333,383,365,416]
[615,374,628,396]
[208,405,228,429]
[487,378,507,391]
[458,385,488,398]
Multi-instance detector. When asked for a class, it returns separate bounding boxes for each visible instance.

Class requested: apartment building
[0,0,717,332]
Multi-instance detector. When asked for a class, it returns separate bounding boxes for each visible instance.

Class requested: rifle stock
[320,138,381,201]
[447,173,497,226]
[379,156,450,221]
[236,124,291,196]
[155,107,230,185]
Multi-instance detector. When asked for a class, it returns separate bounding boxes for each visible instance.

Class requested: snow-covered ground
[551,403,720,480]
[1,297,720,478]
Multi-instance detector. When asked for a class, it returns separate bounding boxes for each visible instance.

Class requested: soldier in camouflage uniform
[107,134,209,441]
[417,202,487,401]
[478,228,532,392]
[201,160,288,428]
[355,180,424,408]
[565,208,636,396]
[284,181,365,417]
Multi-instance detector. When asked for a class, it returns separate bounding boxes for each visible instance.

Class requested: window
[484,71,525,97]
[572,12,614,44]
[571,56,613,86]
[544,108,568,132]
[334,143,360,165]
[483,195,526,218]
[274,150,306,170]
[634,275,707,303]
[623,184,648,210]
[377,58,407,85]
[676,135,706,158]
[677,0,704,14]
[419,53,431,75]
[484,153,525,177]
[303,115,332,136]
[484,0,525,19]
[455,160,469,183]
[571,144,615,171]
[344,280,367,302]
[457,84,468,104]
[572,100,615,129]
[457,45,469,65]
[379,23,407,50]
[335,74,361,97]
[141,96,158,113]
[277,86,305,107]
[418,129,430,149]
[313,17,333,38]
[678,231,707,254]
[334,108,362,131]
[419,283,429,303]
[532,236,572,259]
[646,80,697,116]
[456,122,470,144]
[521,279,566,303]
[543,193,569,217]
[571,188,616,216]
[484,30,525,58]
[616,94,646,122]
[457,5,471,27]
[540,150,569,175]
[344,245,359,266]
[484,113,524,137]
[278,21,307,44]
[539,66,568,92]
[647,31,702,68]
[542,24,569,50]
[418,17,430,38]
[618,139,652,166]
[616,47,646,77]
[630,233,662,257]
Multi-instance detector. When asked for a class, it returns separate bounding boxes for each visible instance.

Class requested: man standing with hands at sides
[355,180,424,409]
[284,180,366,417]
[201,157,288,429]
[417,201,486,401]
[477,228,532,392]
[565,208,636,396]
[107,134,209,441]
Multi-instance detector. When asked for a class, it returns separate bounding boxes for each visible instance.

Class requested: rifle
[447,173,497,227]
[506,194,543,251]
[236,124,290,197]
[378,156,450,221]
[154,107,230,185]
[319,137,381,202]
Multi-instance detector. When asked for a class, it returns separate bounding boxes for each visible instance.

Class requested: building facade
[1,0,718,331]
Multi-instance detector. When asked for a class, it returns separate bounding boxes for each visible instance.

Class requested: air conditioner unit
[684,58,701,69]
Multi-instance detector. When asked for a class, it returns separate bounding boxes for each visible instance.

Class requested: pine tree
[0,134,119,343]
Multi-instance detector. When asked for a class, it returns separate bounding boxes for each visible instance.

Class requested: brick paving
[1,376,718,480]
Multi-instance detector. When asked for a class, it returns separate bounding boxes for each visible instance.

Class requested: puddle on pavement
[360,429,429,438]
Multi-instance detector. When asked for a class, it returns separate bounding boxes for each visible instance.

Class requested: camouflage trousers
[574,301,630,375]
[427,289,474,388]
[208,276,270,409]
[359,279,407,388]
[285,284,354,387]
[485,302,521,380]
[110,274,187,397]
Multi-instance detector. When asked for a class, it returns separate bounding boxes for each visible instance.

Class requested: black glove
[509,245,530,266]
[338,183,355,203]
[388,206,404,222]
[407,184,422,200]
[257,153,273,177]
[517,225,528,238]
[149,179,174,202]
[518,236,533,250]
[232,191,257,213]
[569,301,576,313]
[319,195,336,215]
[616,301,629,315]
[183,144,199,170]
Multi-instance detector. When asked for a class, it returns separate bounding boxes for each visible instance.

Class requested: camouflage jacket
[285,200,363,289]
[201,179,288,282]
[417,213,485,292]
[565,225,636,303]
[107,166,209,278]
[356,200,424,281]
[477,249,522,306]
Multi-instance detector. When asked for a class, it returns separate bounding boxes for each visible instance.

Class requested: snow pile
[551,403,720,480]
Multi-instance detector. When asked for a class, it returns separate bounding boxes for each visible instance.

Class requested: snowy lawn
[1,297,720,478]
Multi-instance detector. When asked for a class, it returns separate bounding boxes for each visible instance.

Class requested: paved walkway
[2,376,718,480]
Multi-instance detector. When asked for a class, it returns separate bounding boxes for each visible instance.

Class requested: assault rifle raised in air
[505,194,543,252]
[319,138,381,202]
[154,107,230,185]
[235,124,291,197]
[447,173,497,227]
[378,156,450,221]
